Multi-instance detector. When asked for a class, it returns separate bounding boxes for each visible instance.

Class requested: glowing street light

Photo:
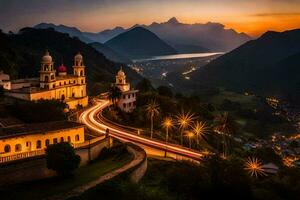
[176,111,195,146]
[185,130,195,149]
[162,117,175,157]
[244,157,267,178]
[192,121,208,145]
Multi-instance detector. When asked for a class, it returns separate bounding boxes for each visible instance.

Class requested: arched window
[81,79,84,84]
[45,139,50,147]
[75,135,80,142]
[15,144,22,152]
[51,75,55,80]
[36,140,42,149]
[67,136,71,143]
[53,138,58,144]
[44,76,49,82]
[80,70,84,76]
[4,145,11,153]
[60,137,64,142]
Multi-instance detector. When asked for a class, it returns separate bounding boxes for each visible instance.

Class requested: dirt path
[45,146,145,200]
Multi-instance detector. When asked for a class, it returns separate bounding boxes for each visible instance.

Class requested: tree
[157,86,173,98]
[7,99,67,123]
[46,142,81,176]
[145,100,160,138]
[136,78,154,93]
[108,85,122,107]
[0,86,4,98]
[214,112,237,157]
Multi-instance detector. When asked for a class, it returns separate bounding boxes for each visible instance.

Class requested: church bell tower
[40,50,56,89]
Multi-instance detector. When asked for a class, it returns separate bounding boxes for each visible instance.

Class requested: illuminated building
[0,121,85,159]
[5,51,88,109]
[114,67,138,112]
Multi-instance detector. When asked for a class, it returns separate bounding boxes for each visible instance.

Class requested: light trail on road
[80,99,209,160]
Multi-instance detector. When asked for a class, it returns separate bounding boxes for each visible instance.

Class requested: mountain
[34,18,251,52]
[0,28,141,94]
[105,27,177,59]
[34,23,124,44]
[191,29,300,101]
[35,23,93,43]
[89,42,131,63]
[141,17,251,52]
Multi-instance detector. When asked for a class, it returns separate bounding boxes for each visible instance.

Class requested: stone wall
[0,137,111,186]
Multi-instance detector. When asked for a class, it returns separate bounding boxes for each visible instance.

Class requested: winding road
[80,99,208,161]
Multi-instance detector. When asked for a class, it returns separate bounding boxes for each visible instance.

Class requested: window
[123,103,126,108]
[44,76,49,82]
[81,79,84,84]
[45,139,50,146]
[69,80,71,84]
[64,81,66,85]
[129,102,132,107]
[53,138,58,144]
[59,82,61,86]
[4,145,11,153]
[15,144,22,152]
[72,93,75,97]
[67,136,71,143]
[51,75,55,80]
[36,140,42,149]
[60,137,64,142]
[123,95,126,99]
[26,141,31,147]
[75,135,80,142]
[80,70,84,76]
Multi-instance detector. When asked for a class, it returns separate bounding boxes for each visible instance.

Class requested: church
[114,68,138,112]
[5,51,88,109]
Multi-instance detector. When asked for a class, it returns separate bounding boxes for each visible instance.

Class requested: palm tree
[176,110,195,146]
[162,117,174,157]
[214,112,237,158]
[145,100,160,138]
[108,85,122,107]
[192,121,209,146]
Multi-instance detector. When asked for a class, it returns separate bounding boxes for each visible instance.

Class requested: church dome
[117,67,125,76]
[58,64,67,72]
[42,50,52,63]
[75,52,83,60]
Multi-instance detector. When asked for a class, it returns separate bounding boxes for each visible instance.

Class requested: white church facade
[114,68,138,113]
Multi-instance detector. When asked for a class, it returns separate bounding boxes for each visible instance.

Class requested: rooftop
[0,121,84,139]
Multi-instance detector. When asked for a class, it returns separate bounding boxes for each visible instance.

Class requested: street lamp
[176,111,195,146]
[185,130,195,149]
[162,117,174,157]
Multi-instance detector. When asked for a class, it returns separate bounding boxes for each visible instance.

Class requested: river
[132,52,224,62]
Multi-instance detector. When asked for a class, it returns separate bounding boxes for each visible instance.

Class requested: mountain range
[35,17,251,53]
[105,27,177,59]
[191,29,300,102]
[0,28,141,94]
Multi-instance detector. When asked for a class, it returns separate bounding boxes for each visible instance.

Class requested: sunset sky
[1,0,300,37]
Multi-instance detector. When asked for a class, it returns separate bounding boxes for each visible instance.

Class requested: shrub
[46,142,81,176]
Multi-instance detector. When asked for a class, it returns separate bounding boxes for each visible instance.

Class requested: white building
[114,68,138,113]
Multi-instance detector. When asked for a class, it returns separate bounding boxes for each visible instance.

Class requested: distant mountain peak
[167,17,180,24]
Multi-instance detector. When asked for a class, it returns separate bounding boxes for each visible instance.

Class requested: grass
[1,151,133,200]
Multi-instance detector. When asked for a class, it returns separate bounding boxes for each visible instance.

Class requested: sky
[0,0,300,37]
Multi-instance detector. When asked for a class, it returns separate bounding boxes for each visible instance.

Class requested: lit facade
[0,121,85,157]
[5,51,88,109]
[114,68,138,112]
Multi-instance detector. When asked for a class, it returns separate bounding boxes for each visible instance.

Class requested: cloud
[252,12,300,17]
